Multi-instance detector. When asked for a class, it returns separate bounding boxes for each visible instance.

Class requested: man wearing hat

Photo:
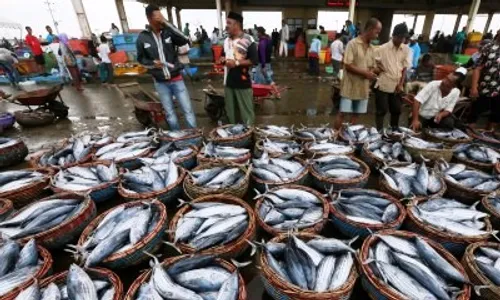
[219,12,259,125]
[374,22,412,131]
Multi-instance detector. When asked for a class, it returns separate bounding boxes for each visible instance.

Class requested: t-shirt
[340,37,376,100]
[223,34,259,89]
[415,80,460,119]
[25,34,43,56]
[46,34,56,44]
[331,40,344,61]
[97,44,111,63]
[309,38,321,54]
[375,40,412,93]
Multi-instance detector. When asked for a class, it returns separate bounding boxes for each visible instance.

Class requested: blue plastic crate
[114,43,137,52]
[112,33,139,45]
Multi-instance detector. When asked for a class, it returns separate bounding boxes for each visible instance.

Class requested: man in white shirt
[97,35,113,84]
[410,67,467,130]
[330,35,344,78]
[279,20,289,58]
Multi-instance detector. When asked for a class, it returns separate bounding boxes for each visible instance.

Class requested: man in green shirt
[183,23,190,38]
[454,27,466,54]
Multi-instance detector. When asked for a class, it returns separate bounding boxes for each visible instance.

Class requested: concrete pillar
[453,14,463,35]
[115,0,129,33]
[224,0,231,14]
[412,14,418,32]
[71,0,91,38]
[348,0,356,22]
[176,8,182,30]
[378,9,394,43]
[216,0,223,33]
[422,11,435,42]
[465,0,481,33]
[484,12,494,33]
[167,5,174,24]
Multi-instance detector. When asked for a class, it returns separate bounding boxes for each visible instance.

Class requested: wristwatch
[235,60,240,67]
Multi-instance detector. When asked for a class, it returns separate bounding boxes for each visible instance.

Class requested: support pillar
[71,0,91,38]
[216,0,223,33]
[484,12,494,33]
[224,0,231,13]
[115,0,129,33]
[422,11,435,42]
[453,13,463,35]
[176,8,182,30]
[412,14,418,32]
[166,5,174,24]
[348,0,356,22]
[465,0,481,33]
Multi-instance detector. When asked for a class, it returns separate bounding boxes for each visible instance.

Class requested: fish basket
[303,140,355,159]
[184,162,250,199]
[467,129,500,150]
[254,185,329,236]
[124,255,247,300]
[496,162,500,175]
[384,131,422,142]
[254,127,294,141]
[293,128,338,144]
[360,143,402,171]
[0,168,54,208]
[251,158,309,193]
[453,144,496,172]
[77,200,168,269]
[39,267,123,300]
[168,194,257,258]
[462,242,500,300]
[0,198,13,221]
[118,167,186,205]
[50,161,120,204]
[329,189,407,239]
[149,145,199,170]
[309,156,370,192]
[2,242,53,300]
[158,128,204,148]
[29,147,94,170]
[403,142,454,163]
[424,128,473,146]
[0,139,28,168]
[443,173,491,205]
[208,124,254,148]
[94,147,152,170]
[197,150,252,165]
[481,192,500,228]
[405,198,493,256]
[259,232,358,300]
[11,193,97,249]
[359,229,470,300]
[254,138,303,159]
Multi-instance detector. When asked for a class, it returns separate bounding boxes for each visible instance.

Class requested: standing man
[0,47,20,89]
[374,23,412,130]
[271,29,280,57]
[183,23,191,39]
[454,27,466,54]
[308,35,321,76]
[346,20,357,41]
[45,26,56,44]
[25,26,45,74]
[279,19,289,58]
[330,34,344,78]
[220,12,259,125]
[136,4,197,130]
[334,18,382,129]
[408,35,421,69]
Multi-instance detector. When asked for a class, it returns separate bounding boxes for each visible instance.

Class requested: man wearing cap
[374,23,412,130]
[410,68,467,130]
[219,12,259,125]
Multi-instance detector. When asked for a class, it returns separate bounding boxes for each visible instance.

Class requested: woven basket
[496,162,500,175]
[252,158,309,193]
[304,140,355,159]
[50,161,120,204]
[30,146,94,170]
[254,185,329,236]
[168,194,256,258]
[444,174,492,205]
[329,189,406,239]
[118,167,186,205]
[124,255,247,300]
[0,139,28,168]
[197,149,252,165]
[184,162,250,200]
[260,232,358,300]
[293,128,337,144]
[159,128,204,148]
[39,267,123,300]
[95,147,152,170]
[403,141,454,163]
[11,193,96,249]
[481,193,500,228]
[77,200,167,269]
[0,168,53,208]
[310,156,370,192]
[149,145,199,170]
[0,198,13,222]
[453,144,497,172]
[462,242,500,300]
[254,138,303,159]
[254,127,294,141]
[359,229,470,300]
[1,242,53,300]
[208,125,254,148]
[467,129,500,150]
[405,198,492,256]
[424,128,473,146]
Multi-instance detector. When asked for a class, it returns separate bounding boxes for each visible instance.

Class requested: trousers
[279,41,288,57]
[224,87,255,125]
[154,80,197,130]
[308,56,319,76]
[375,88,402,130]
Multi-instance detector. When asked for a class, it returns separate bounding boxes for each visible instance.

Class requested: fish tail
[491,231,500,243]
[474,285,493,297]
[230,259,252,269]
[142,250,160,265]
[252,188,265,200]
[177,198,190,208]
[245,239,258,257]
[163,241,183,254]
[470,201,480,210]
[347,236,359,246]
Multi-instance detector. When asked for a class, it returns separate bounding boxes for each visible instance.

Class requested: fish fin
[231,259,252,269]
[245,239,258,257]
[470,201,480,211]
[346,236,359,246]
[253,188,265,200]
[177,199,190,208]
[290,124,295,133]
[163,241,183,254]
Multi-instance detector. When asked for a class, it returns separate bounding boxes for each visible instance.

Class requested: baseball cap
[455,67,467,76]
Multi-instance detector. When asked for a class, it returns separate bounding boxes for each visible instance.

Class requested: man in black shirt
[220,12,259,124]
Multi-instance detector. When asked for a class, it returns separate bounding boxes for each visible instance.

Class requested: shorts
[34,54,45,65]
[339,97,368,114]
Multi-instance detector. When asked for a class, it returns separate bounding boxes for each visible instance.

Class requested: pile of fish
[256,125,293,138]
[38,138,93,167]
[0,198,86,239]
[117,129,155,143]
[403,136,444,150]
[0,170,46,194]
[189,166,246,190]
[122,160,179,194]
[214,124,250,138]
[52,163,119,191]
[0,239,44,297]
[261,234,356,292]
[72,202,159,267]
[384,126,417,137]
[306,140,354,156]
[486,195,500,215]
[259,139,302,156]
[200,142,250,161]
[294,126,336,141]
[365,234,466,299]
[366,141,412,163]
[256,187,324,231]
[410,197,491,237]
[136,255,240,300]
[341,125,381,143]
[472,246,500,285]
[174,201,248,250]
[0,137,20,149]
[311,155,365,180]
[331,189,400,225]
[95,141,151,162]
[454,144,500,165]
[68,132,113,149]
[140,143,194,164]
[18,264,116,300]
[252,154,305,183]
[437,161,500,192]
[380,163,442,197]
[426,128,470,141]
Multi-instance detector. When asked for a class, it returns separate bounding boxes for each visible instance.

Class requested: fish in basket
[208,124,253,148]
[34,137,94,168]
[462,242,500,300]
[402,136,453,162]
[0,169,52,208]
[454,143,500,172]
[340,124,381,151]
[293,125,336,143]
[254,139,302,159]
[251,154,308,193]
[0,137,28,168]
[255,125,294,140]
[304,140,355,158]
[309,155,370,192]
[141,142,198,170]
[158,128,204,148]
[361,140,412,169]
[198,142,251,165]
